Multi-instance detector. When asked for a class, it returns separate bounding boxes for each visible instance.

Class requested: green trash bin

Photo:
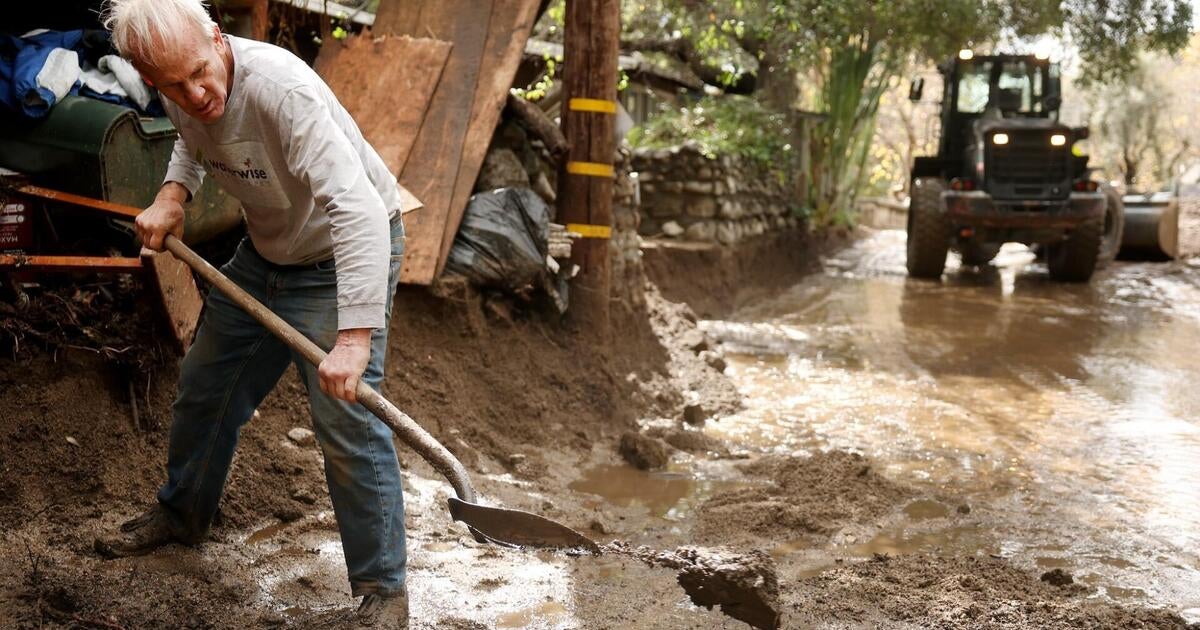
[0,95,242,245]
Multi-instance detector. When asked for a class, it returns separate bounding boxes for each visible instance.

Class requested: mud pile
[696,451,912,544]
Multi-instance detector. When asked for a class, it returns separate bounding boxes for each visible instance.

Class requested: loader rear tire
[1047,214,1103,282]
[906,177,950,279]
[1096,183,1124,268]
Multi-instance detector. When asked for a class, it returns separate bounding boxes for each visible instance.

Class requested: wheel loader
[905,51,1178,282]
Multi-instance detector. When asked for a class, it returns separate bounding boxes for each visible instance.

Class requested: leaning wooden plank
[374,0,496,285]
[434,0,542,278]
[314,34,453,176]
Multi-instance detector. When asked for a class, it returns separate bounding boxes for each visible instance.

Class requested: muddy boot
[94,505,181,558]
[355,588,409,628]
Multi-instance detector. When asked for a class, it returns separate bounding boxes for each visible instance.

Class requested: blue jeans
[157,217,407,597]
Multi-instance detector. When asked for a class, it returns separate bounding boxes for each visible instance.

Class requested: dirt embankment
[641,228,850,319]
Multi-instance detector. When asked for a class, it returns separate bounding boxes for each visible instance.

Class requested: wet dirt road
[698,229,1200,621]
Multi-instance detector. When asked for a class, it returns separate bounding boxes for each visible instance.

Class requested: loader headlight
[959,49,974,60]
[992,133,1009,145]
[1050,134,1067,146]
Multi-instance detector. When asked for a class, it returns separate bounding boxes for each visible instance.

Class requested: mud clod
[1041,568,1074,586]
[618,431,670,470]
[606,541,782,629]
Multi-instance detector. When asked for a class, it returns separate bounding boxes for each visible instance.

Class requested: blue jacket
[0,30,87,118]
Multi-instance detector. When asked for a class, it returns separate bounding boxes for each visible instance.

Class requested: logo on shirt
[205,157,270,181]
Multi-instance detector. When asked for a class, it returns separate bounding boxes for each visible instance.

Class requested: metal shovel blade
[448,498,600,554]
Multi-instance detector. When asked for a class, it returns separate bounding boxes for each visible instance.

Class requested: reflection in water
[495,601,570,628]
[707,230,1200,614]
[568,464,748,520]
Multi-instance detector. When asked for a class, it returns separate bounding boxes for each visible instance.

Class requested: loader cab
[917,52,1062,178]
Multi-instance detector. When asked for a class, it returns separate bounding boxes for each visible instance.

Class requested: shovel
[161,234,598,553]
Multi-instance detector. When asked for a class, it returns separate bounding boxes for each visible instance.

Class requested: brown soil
[1,228,1193,629]
[641,228,851,319]
[695,452,913,546]
[787,554,1190,629]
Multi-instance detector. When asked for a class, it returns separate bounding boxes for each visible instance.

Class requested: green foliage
[627,96,794,177]
[621,0,1192,225]
[513,55,561,102]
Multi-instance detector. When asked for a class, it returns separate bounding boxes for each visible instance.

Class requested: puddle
[568,463,746,520]
[705,230,1200,612]
[247,521,289,545]
[848,524,995,558]
[902,499,952,520]
[494,601,569,628]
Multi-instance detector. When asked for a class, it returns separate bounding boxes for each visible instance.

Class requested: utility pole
[558,0,619,336]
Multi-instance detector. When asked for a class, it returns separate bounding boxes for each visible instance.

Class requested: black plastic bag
[445,187,550,292]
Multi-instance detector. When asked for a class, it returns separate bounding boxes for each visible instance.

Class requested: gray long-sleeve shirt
[162,35,421,331]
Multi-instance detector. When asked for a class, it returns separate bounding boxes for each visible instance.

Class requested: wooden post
[558,0,619,335]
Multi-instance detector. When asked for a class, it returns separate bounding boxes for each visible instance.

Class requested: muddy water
[704,229,1200,619]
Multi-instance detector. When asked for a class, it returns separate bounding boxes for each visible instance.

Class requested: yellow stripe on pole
[566,223,613,239]
[568,98,617,114]
[566,161,615,177]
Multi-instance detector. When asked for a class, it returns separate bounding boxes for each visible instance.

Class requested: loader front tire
[1047,213,1103,282]
[906,177,950,280]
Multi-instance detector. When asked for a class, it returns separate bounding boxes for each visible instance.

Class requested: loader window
[956,61,993,113]
[998,61,1042,112]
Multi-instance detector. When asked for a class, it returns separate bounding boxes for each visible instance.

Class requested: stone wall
[632,144,802,245]
[610,147,645,307]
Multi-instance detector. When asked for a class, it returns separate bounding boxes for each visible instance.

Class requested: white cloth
[162,35,422,331]
[31,48,78,108]
[80,56,154,110]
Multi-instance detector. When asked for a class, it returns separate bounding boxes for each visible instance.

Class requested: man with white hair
[93,0,419,625]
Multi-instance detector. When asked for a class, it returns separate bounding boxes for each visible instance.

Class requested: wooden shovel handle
[163,235,479,507]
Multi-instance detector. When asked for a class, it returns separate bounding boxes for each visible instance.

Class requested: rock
[1040,568,1074,586]
[957,504,971,515]
[686,196,718,218]
[589,519,610,535]
[618,431,670,470]
[287,427,316,447]
[716,221,739,245]
[683,403,708,426]
[683,181,715,195]
[719,199,744,219]
[507,453,527,467]
[700,350,727,372]
[646,426,727,455]
[647,193,684,218]
[685,221,716,242]
[474,148,530,192]
[662,220,684,237]
[678,328,710,353]
[291,488,317,505]
[65,436,80,447]
[273,506,304,523]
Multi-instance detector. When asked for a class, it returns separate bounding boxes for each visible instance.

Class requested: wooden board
[315,34,452,176]
[141,249,203,354]
[374,0,541,285]
[436,0,542,278]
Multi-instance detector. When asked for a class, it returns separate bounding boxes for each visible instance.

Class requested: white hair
[102,0,218,68]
